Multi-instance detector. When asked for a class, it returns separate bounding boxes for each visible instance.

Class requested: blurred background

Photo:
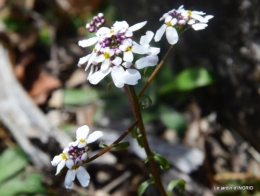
[1,0,260,195]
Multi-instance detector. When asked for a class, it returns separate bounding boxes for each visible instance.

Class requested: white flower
[154,17,179,45]
[113,21,147,37]
[72,125,103,148]
[119,39,134,62]
[64,160,90,189]
[95,47,114,70]
[51,147,70,175]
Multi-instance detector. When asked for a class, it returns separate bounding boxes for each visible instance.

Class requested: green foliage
[159,106,187,136]
[0,173,46,195]
[111,141,130,151]
[145,152,170,170]
[138,178,155,196]
[63,88,99,106]
[139,94,153,109]
[38,26,51,46]
[3,16,30,32]
[0,147,46,195]
[160,67,215,94]
[167,179,186,195]
[0,147,28,183]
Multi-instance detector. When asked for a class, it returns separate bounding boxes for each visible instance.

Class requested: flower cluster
[78,14,160,88]
[154,5,214,45]
[51,125,103,189]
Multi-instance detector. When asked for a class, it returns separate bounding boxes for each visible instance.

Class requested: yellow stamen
[126,46,132,52]
[110,29,114,34]
[72,165,79,170]
[104,52,110,59]
[166,22,172,27]
[187,10,192,16]
[79,138,85,143]
[61,153,67,160]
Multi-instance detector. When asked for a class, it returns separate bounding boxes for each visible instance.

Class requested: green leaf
[64,88,99,106]
[159,106,187,136]
[38,26,51,46]
[139,94,153,109]
[111,141,130,151]
[160,67,214,94]
[99,141,109,149]
[138,178,155,196]
[153,153,170,170]
[0,147,28,183]
[0,172,46,195]
[167,179,185,195]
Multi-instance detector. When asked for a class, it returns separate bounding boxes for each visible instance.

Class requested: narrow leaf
[99,141,109,149]
[167,179,185,195]
[138,178,155,196]
[111,141,130,151]
[153,153,170,170]
[0,147,28,183]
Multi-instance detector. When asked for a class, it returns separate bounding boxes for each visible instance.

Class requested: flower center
[79,138,86,143]
[61,153,67,160]
[187,10,192,16]
[104,52,111,59]
[126,46,132,52]
[72,165,79,170]
[166,21,172,27]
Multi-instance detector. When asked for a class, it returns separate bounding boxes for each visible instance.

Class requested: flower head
[51,147,70,175]
[51,125,103,189]
[64,160,90,189]
[77,13,159,88]
[72,125,103,148]
[154,5,213,45]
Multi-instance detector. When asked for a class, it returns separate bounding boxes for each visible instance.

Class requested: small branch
[84,120,138,163]
[138,44,175,97]
[124,85,137,118]
[128,85,167,196]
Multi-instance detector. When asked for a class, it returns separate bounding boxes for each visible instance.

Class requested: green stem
[128,85,167,196]
[84,120,138,163]
[138,44,175,97]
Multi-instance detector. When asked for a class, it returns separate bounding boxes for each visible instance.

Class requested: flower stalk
[128,85,167,196]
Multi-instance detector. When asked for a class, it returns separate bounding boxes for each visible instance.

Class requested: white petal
[71,140,79,147]
[87,131,103,143]
[149,47,160,55]
[56,160,66,175]
[192,23,208,30]
[170,18,178,26]
[165,15,173,23]
[135,56,158,69]
[125,31,133,37]
[123,51,133,62]
[81,153,88,161]
[124,69,141,85]
[111,66,125,88]
[78,141,87,148]
[51,155,62,166]
[101,59,110,71]
[112,57,122,66]
[204,15,214,21]
[88,68,111,84]
[78,54,91,66]
[76,125,89,140]
[154,24,167,42]
[166,27,178,45]
[65,170,76,189]
[192,14,205,22]
[132,44,150,54]
[78,37,98,47]
[76,166,90,187]
[129,21,147,32]
[66,159,74,169]
[123,61,132,69]
[140,31,154,45]
[95,54,105,63]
